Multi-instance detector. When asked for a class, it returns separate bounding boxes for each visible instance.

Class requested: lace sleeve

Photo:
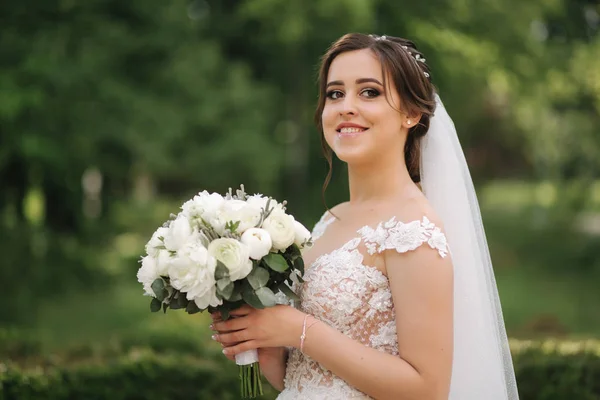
[357,216,449,258]
[311,210,334,241]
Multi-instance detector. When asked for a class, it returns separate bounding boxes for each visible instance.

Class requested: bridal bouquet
[136,186,310,398]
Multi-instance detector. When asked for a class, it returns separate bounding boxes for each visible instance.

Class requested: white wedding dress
[276,210,449,400]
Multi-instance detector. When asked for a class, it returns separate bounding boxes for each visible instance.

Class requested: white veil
[420,95,519,399]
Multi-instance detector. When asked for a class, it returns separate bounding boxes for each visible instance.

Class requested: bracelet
[300,314,319,353]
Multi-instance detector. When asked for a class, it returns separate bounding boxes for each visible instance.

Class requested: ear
[402,113,422,129]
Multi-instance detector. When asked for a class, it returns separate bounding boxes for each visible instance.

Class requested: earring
[407,120,411,125]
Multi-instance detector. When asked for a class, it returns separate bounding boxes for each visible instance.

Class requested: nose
[340,95,358,116]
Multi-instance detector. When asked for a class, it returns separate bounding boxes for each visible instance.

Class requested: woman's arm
[300,244,454,400]
[216,242,453,400]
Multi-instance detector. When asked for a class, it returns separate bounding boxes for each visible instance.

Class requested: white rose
[261,209,295,251]
[211,200,261,235]
[241,228,272,260]
[208,238,253,281]
[168,242,222,309]
[163,215,193,251]
[145,227,168,257]
[293,220,312,249]
[181,191,224,222]
[137,256,160,297]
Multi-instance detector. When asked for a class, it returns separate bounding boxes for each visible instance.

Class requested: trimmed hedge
[510,339,600,400]
[0,349,278,400]
[0,338,599,399]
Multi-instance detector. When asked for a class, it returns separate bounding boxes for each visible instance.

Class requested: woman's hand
[210,304,305,357]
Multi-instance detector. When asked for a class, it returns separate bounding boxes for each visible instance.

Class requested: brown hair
[315,33,437,209]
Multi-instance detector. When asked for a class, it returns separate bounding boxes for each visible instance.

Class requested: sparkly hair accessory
[371,34,431,79]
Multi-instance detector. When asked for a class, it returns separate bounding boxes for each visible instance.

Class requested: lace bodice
[277,211,448,400]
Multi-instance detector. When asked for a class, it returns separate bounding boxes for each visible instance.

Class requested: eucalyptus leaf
[151,279,166,301]
[294,257,305,274]
[242,285,264,309]
[150,298,162,312]
[247,266,270,289]
[278,283,300,301]
[263,253,289,272]
[221,308,230,320]
[217,278,234,300]
[229,284,243,301]
[177,293,189,308]
[186,300,201,314]
[255,287,277,307]
[215,261,230,280]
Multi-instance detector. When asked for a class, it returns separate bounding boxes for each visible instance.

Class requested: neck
[347,154,415,205]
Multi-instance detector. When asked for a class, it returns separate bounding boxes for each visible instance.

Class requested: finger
[219,342,236,361]
[223,340,260,357]
[229,305,253,316]
[213,316,250,333]
[214,329,248,346]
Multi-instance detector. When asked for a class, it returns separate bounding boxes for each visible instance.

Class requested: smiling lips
[336,123,369,138]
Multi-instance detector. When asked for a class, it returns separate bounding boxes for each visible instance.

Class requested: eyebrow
[326,78,384,88]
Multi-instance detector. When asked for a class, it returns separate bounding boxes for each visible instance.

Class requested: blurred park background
[1,0,599,398]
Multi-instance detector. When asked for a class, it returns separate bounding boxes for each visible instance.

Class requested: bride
[210,33,519,399]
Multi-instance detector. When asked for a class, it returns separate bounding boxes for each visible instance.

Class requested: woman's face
[321,49,408,165]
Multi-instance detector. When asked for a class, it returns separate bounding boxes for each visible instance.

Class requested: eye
[326,90,344,100]
[360,88,380,98]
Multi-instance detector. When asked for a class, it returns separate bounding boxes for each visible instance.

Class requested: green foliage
[1,335,599,399]
[0,351,278,400]
[511,339,600,400]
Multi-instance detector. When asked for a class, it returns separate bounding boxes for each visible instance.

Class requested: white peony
[246,194,284,213]
[261,209,296,251]
[241,228,272,260]
[137,256,160,297]
[181,191,225,223]
[208,238,253,281]
[145,227,168,257]
[163,215,193,251]
[168,241,222,309]
[211,200,261,236]
[155,249,173,276]
[293,220,312,249]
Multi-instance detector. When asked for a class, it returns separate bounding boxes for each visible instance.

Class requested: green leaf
[217,278,234,300]
[294,257,305,275]
[287,244,301,259]
[278,282,300,301]
[151,279,166,301]
[229,284,243,301]
[150,298,162,312]
[215,261,230,280]
[242,284,264,309]
[255,287,277,307]
[221,308,230,320]
[177,293,189,308]
[225,220,241,233]
[186,300,201,314]
[263,253,289,272]
[247,266,270,289]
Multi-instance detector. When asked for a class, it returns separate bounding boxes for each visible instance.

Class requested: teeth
[339,127,365,133]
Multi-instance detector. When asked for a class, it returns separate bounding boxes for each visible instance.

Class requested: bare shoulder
[388,188,445,230]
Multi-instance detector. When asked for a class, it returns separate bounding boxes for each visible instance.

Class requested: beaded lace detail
[277,211,448,399]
